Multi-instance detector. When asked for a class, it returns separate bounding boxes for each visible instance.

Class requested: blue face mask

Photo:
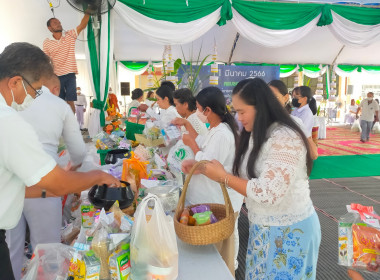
[10,81,35,111]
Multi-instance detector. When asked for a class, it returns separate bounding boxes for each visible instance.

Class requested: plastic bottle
[179,209,190,225]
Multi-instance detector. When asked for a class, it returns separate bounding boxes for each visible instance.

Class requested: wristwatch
[41,189,46,198]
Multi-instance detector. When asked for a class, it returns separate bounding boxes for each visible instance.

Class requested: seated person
[344,99,358,125]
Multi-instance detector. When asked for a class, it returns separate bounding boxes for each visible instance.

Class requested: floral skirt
[246,212,321,280]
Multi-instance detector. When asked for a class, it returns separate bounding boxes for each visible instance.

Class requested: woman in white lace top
[200,78,321,280]
[173,88,208,136]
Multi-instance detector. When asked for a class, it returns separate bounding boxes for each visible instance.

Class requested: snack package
[191,205,210,214]
[92,225,111,279]
[81,200,95,229]
[193,211,212,226]
[179,209,189,225]
[352,224,380,271]
[109,243,131,280]
[84,250,101,280]
[161,125,181,146]
[68,251,86,279]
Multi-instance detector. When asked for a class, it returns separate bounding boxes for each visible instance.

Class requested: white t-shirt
[186,112,208,136]
[74,94,87,108]
[359,99,379,122]
[291,105,314,137]
[349,105,358,114]
[291,115,311,138]
[159,106,180,128]
[19,87,86,166]
[0,94,56,229]
[187,123,244,213]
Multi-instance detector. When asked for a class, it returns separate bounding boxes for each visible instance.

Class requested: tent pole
[228,33,240,64]
[331,45,345,66]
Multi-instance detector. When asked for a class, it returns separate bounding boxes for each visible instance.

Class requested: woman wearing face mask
[291,86,314,137]
[179,87,244,274]
[198,78,321,280]
[172,88,207,136]
[154,85,180,127]
[269,80,318,160]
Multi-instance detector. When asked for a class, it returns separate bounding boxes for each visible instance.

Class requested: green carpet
[310,154,380,179]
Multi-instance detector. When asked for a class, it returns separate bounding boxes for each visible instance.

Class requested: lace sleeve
[246,127,306,206]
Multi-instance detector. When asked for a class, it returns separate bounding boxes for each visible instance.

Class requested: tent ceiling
[2,0,380,65]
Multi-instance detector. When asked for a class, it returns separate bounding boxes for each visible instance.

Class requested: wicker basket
[174,161,235,245]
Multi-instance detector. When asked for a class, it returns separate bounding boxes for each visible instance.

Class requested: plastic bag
[351,119,362,133]
[92,225,111,279]
[130,194,178,280]
[22,243,75,280]
[372,122,380,134]
[338,203,380,274]
[167,140,194,173]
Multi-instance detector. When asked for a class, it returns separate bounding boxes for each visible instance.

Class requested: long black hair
[268,80,292,114]
[232,78,313,178]
[196,87,238,150]
[309,97,317,115]
[156,85,174,106]
[173,88,196,111]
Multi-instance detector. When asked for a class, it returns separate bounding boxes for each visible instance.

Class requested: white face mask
[368,97,373,101]
[10,81,35,111]
[196,108,208,123]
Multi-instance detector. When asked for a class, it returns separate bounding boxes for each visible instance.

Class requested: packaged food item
[352,223,380,271]
[84,250,101,280]
[193,211,213,226]
[338,212,357,266]
[92,226,111,279]
[68,251,85,279]
[179,209,189,225]
[161,125,181,146]
[81,199,95,229]
[109,243,131,280]
[187,216,196,226]
[191,205,210,214]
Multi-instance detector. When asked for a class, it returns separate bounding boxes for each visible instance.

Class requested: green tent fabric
[331,5,380,26]
[118,0,230,26]
[120,61,149,71]
[310,154,380,179]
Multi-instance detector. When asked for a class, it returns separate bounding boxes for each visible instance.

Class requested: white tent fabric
[231,8,321,48]
[303,65,328,78]
[329,11,380,48]
[113,1,221,45]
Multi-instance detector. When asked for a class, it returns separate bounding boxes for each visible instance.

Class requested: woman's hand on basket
[201,160,227,183]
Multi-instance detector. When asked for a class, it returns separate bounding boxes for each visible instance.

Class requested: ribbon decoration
[351,203,380,222]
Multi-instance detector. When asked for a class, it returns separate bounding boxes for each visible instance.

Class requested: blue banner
[177,65,280,104]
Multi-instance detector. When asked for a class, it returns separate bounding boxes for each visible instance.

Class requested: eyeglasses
[22,76,43,98]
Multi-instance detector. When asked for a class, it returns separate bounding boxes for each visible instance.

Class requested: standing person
[356,92,379,142]
[269,80,318,160]
[172,88,208,136]
[74,87,87,130]
[127,88,144,116]
[145,90,156,108]
[7,76,86,280]
[43,14,90,113]
[0,42,120,280]
[195,79,321,280]
[179,87,243,274]
[154,85,180,127]
[291,86,314,137]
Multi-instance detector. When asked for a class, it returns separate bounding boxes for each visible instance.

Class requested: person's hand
[347,269,364,280]
[201,160,227,183]
[171,117,188,127]
[181,159,198,174]
[97,171,121,187]
[84,109,86,113]
[182,133,195,147]
[138,104,149,112]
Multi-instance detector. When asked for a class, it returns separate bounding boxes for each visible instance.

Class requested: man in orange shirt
[43,14,90,113]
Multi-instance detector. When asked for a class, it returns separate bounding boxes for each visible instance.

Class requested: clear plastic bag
[130,194,178,280]
[22,243,75,280]
[372,122,380,134]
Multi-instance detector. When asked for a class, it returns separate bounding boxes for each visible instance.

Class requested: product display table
[178,239,234,279]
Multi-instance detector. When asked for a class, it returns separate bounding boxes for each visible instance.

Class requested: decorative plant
[179,44,210,94]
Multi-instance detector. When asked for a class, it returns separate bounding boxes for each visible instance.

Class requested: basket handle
[176,160,234,219]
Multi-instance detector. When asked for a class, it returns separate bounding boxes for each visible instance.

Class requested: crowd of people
[0,14,373,280]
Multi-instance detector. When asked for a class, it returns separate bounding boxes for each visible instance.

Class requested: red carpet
[318,126,380,156]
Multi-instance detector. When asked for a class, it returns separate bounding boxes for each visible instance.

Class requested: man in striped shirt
[43,14,90,113]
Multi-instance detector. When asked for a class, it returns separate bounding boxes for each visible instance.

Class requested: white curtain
[113,1,221,45]
[280,66,299,78]
[328,12,380,48]
[231,8,321,48]
[303,65,327,78]
[333,64,359,77]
